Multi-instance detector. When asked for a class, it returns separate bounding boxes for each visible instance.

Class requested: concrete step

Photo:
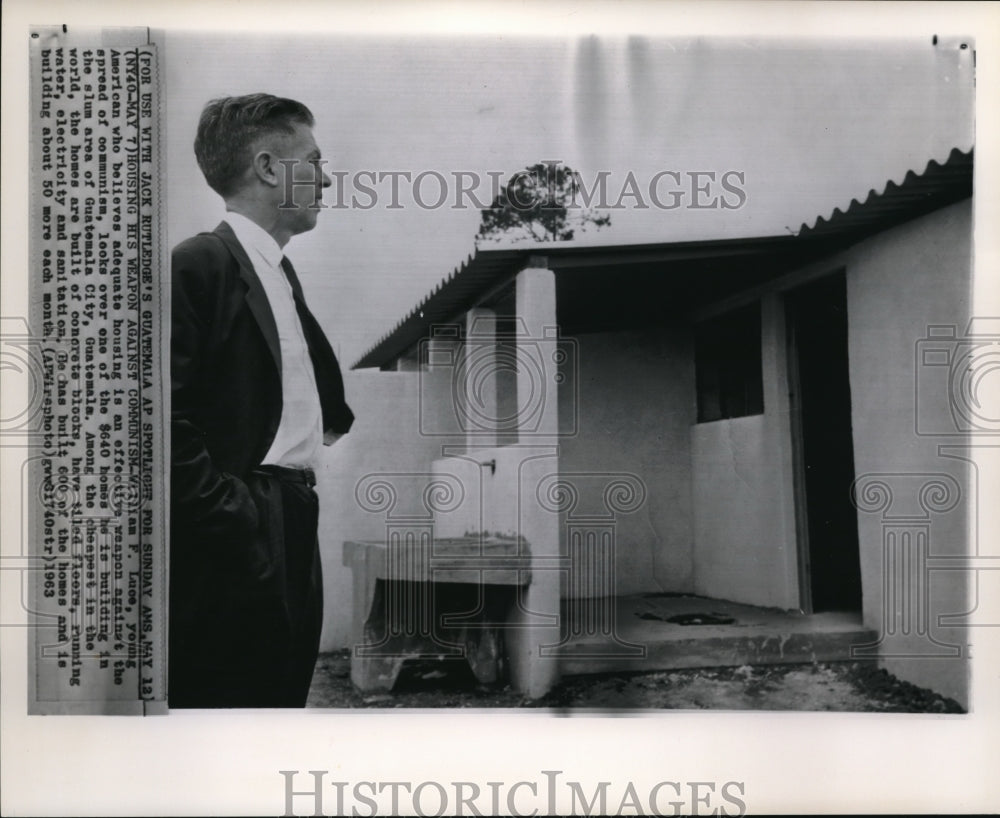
[552,594,877,676]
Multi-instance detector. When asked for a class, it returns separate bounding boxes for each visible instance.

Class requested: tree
[476,161,611,244]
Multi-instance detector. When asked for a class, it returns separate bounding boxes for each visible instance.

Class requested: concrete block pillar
[420,327,462,438]
[506,261,562,698]
[760,293,800,611]
[394,351,420,372]
[461,308,499,450]
[515,260,560,447]
[424,327,460,371]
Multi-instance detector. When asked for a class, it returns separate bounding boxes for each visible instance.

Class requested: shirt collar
[224,211,284,270]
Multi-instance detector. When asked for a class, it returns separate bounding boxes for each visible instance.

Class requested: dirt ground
[306,651,965,712]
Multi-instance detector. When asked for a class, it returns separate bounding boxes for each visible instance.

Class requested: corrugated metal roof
[352,248,526,369]
[797,147,972,239]
[352,147,973,369]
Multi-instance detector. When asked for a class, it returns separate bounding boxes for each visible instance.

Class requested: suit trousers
[169,469,324,708]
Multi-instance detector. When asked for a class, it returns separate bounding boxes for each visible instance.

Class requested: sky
[164,32,975,366]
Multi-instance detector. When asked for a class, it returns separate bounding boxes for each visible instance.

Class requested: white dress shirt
[225,212,324,470]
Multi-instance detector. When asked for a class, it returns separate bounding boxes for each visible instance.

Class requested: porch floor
[554,592,877,677]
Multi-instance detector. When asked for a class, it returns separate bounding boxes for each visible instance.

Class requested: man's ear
[250,149,280,188]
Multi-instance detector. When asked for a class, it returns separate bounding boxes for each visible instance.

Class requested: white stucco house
[320,147,975,706]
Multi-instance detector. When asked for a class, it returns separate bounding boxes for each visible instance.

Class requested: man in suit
[169,94,354,708]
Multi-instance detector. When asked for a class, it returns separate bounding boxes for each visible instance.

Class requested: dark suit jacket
[169,221,354,650]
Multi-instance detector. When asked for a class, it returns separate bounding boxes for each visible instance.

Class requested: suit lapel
[213,221,282,379]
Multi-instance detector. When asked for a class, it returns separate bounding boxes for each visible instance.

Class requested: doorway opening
[786,271,862,613]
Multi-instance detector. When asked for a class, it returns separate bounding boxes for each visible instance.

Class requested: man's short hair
[194,93,315,198]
